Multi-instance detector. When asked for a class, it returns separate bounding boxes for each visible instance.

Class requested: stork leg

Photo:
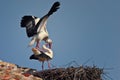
[36,40,40,48]
[47,61,51,69]
[49,43,52,49]
[36,40,44,52]
[36,40,43,51]
[45,43,52,49]
[42,61,44,70]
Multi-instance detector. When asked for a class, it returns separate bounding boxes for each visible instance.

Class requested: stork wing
[36,15,48,33]
[29,51,45,60]
[20,16,40,37]
[47,1,60,16]
[36,1,60,33]
[20,2,60,37]
[29,54,39,60]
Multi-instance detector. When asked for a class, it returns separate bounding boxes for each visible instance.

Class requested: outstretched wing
[47,1,60,16]
[20,16,40,37]
[36,1,60,32]
[20,2,60,37]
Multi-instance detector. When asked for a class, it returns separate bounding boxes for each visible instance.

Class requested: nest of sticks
[32,66,103,80]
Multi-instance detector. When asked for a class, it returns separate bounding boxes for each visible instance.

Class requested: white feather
[42,44,53,59]
[28,37,36,46]
[37,17,48,33]
[35,18,40,25]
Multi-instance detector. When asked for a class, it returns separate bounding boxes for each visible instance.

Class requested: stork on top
[20,2,60,49]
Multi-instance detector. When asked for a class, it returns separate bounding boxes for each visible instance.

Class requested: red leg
[47,61,51,69]
[36,40,44,52]
[42,61,44,70]
[45,43,49,47]
[49,43,52,49]
[45,43,52,49]
[36,40,40,48]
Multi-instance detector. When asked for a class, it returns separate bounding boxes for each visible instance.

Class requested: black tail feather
[47,1,60,16]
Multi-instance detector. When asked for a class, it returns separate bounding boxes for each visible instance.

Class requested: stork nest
[32,66,103,80]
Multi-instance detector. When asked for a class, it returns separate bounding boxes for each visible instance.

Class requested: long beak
[49,43,52,49]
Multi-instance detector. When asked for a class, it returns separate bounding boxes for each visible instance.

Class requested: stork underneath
[20,2,60,49]
[29,44,53,70]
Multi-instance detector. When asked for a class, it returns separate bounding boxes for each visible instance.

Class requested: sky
[0,0,120,79]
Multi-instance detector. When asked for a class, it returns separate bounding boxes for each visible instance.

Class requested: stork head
[45,38,52,49]
[45,38,52,43]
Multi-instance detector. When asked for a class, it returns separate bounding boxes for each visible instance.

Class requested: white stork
[20,2,60,49]
[29,44,53,70]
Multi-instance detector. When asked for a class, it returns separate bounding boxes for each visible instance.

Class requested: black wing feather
[29,51,51,60]
[21,16,35,27]
[29,54,39,60]
[20,16,38,37]
[47,2,60,16]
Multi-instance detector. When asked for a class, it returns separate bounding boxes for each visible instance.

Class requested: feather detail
[47,2,60,16]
